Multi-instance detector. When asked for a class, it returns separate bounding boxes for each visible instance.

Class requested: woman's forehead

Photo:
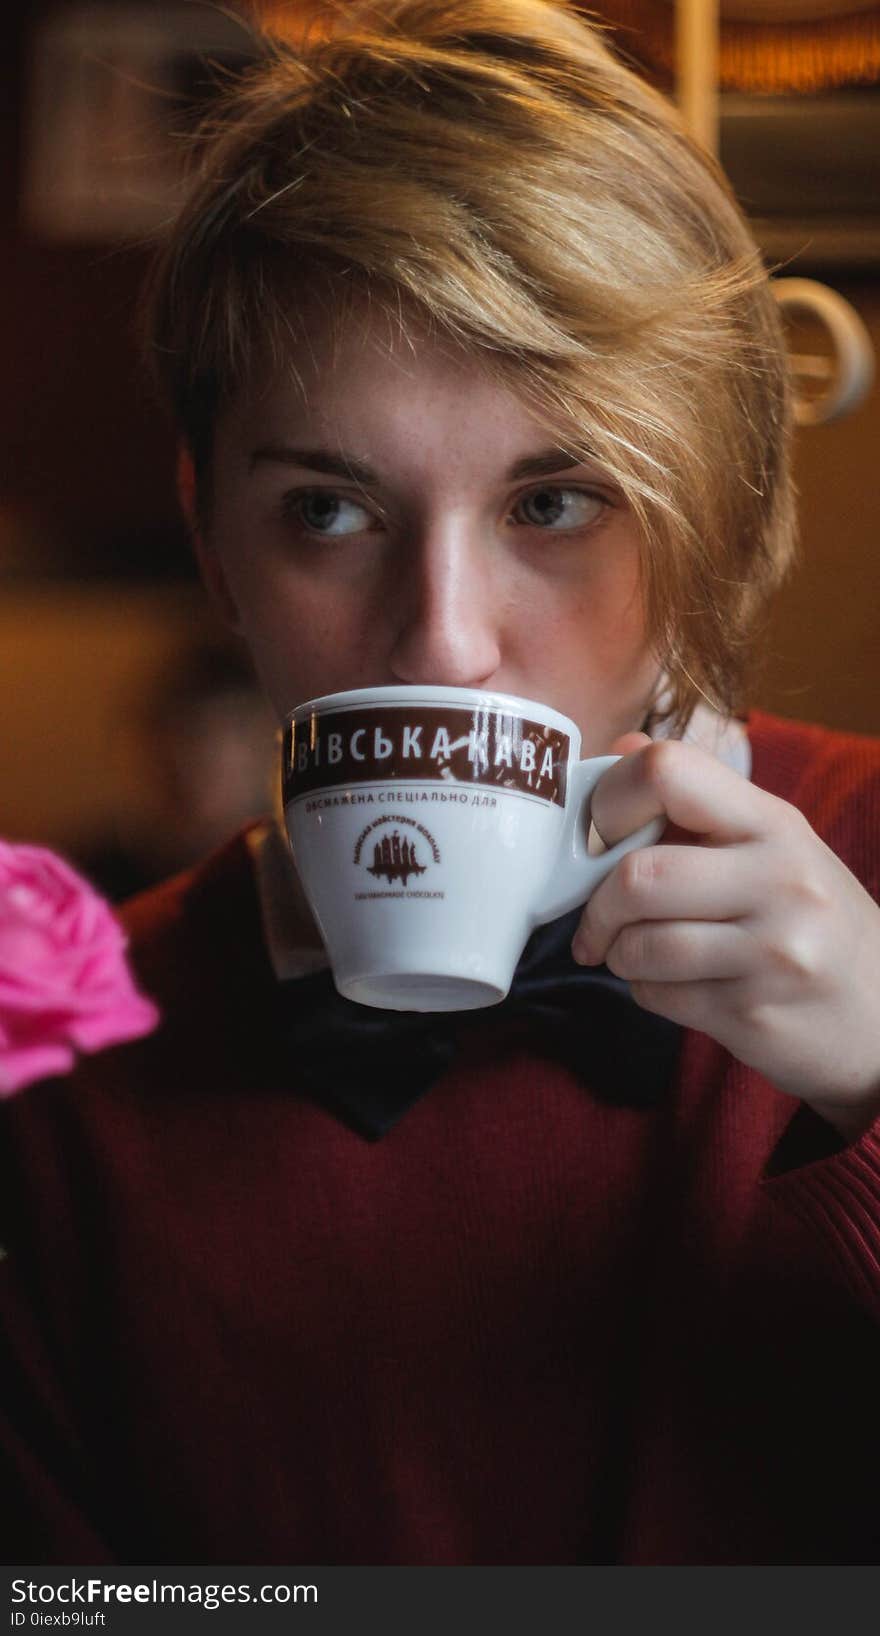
[220,303,565,462]
[261,282,502,388]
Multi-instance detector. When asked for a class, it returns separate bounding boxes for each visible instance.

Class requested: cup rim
[283,684,580,741]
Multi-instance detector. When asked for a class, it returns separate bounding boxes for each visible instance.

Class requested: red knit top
[2,710,880,1565]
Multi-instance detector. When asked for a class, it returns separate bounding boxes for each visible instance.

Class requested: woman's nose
[386,524,502,689]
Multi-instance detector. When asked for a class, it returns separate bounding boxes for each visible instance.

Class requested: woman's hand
[574,733,880,1141]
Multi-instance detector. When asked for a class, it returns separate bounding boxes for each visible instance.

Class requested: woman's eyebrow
[248,444,587,482]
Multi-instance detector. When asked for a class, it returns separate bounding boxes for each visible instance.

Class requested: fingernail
[571,936,591,965]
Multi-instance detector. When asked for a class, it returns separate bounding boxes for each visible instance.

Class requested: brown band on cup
[283,704,570,808]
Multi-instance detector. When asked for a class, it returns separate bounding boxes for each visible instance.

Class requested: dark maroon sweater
[2,710,880,1565]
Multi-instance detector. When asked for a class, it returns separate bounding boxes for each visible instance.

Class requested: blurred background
[1,0,878,897]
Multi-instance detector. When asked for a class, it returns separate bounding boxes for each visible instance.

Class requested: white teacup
[282,685,662,1012]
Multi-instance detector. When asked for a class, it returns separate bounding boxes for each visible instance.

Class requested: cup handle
[531,754,665,928]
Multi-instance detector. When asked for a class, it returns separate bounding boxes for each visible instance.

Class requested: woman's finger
[591,738,789,849]
[627,976,742,1035]
[605,919,752,984]
[574,842,757,964]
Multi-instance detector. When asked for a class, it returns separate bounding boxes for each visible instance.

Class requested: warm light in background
[247,1,334,40]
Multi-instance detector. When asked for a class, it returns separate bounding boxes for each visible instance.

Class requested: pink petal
[0,1040,76,1096]
[66,995,160,1052]
[0,840,162,1095]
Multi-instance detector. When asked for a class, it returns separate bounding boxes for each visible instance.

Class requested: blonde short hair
[143,0,797,729]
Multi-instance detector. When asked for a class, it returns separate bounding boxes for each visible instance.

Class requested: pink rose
[0,840,160,1097]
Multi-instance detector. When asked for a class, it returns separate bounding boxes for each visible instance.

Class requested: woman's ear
[177,445,242,633]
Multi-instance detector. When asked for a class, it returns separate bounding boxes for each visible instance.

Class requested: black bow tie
[273,908,682,1140]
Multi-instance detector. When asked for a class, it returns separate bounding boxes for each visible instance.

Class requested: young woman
[3,0,879,1566]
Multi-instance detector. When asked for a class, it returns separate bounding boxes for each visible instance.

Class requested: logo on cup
[367,828,425,886]
[353,813,441,890]
[284,705,570,806]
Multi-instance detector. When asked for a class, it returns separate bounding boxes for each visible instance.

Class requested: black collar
[273,908,682,1140]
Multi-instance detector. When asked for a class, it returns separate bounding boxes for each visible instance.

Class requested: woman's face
[204,301,659,756]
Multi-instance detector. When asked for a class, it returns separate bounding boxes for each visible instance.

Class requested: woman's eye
[283,490,375,536]
[514,486,606,530]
